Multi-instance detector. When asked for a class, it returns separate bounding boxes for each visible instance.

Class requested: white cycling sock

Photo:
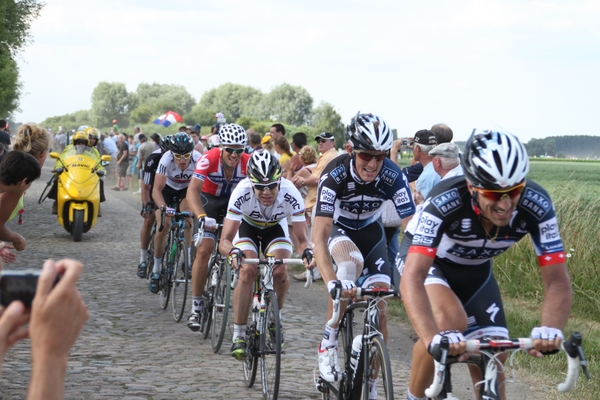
[406,390,427,400]
[140,249,148,263]
[321,324,339,349]
[368,378,378,399]
[233,324,247,341]
[191,296,202,313]
[153,257,162,274]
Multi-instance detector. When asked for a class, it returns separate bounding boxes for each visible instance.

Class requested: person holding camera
[0,258,89,400]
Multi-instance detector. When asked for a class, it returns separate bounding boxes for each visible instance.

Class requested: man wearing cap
[413,129,439,202]
[429,142,463,181]
[291,132,338,281]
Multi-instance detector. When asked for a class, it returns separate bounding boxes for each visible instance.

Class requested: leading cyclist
[149,133,201,294]
[186,123,250,331]
[399,129,572,400]
[313,112,416,392]
[218,150,313,359]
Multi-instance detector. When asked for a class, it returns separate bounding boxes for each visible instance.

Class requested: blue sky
[14,0,600,142]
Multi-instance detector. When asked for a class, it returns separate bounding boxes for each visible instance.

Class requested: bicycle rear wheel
[146,221,156,279]
[211,256,231,353]
[362,335,393,400]
[261,290,281,400]
[199,256,214,339]
[243,321,259,388]
[171,240,189,322]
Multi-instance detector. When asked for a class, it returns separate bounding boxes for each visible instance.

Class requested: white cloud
[12,0,600,142]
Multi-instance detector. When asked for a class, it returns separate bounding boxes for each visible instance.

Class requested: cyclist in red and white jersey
[148,133,201,294]
[399,129,572,400]
[219,150,313,359]
[186,124,251,330]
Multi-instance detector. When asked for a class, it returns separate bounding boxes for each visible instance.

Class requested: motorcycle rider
[49,130,106,215]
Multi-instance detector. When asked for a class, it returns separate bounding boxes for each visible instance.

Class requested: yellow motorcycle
[40,147,111,242]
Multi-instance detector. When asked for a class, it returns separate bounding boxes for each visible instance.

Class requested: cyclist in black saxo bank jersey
[398,129,572,400]
[313,112,416,395]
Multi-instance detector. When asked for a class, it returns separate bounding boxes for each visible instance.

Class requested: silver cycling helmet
[461,128,529,189]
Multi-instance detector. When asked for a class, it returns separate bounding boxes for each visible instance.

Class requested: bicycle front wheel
[160,234,174,309]
[339,311,363,400]
[199,255,214,339]
[211,256,231,353]
[362,335,393,400]
[243,321,259,388]
[260,290,281,400]
[171,240,189,322]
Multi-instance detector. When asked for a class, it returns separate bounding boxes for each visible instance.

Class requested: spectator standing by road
[113,134,129,191]
[0,120,11,149]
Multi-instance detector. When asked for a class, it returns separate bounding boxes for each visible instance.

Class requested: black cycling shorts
[396,232,508,339]
[329,220,392,287]
[161,185,188,209]
[200,192,229,241]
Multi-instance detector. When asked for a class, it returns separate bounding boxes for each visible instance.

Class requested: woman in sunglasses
[218,150,312,360]
[148,132,201,294]
[312,113,416,392]
[399,129,572,400]
[186,123,251,331]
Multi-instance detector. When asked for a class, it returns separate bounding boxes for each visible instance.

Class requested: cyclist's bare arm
[151,174,168,209]
[534,261,572,355]
[218,217,241,262]
[291,219,314,268]
[186,177,206,218]
[312,216,336,283]
[401,252,466,357]
[141,181,151,205]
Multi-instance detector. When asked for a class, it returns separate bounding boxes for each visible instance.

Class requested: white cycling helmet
[461,128,529,189]
[218,123,247,146]
[345,112,393,152]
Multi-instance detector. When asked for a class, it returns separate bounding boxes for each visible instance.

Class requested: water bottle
[210,268,218,287]
[350,335,363,375]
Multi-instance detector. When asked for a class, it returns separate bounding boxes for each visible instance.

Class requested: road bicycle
[316,283,398,400]
[158,206,192,322]
[232,255,305,400]
[425,332,590,400]
[194,214,233,354]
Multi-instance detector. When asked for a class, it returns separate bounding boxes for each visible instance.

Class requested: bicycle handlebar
[158,206,192,232]
[425,332,589,398]
[326,284,398,328]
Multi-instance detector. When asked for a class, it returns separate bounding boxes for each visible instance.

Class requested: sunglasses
[253,182,279,191]
[316,138,332,144]
[354,151,387,162]
[224,147,244,154]
[474,182,525,202]
[173,152,192,160]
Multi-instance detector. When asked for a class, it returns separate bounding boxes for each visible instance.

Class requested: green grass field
[391,157,599,399]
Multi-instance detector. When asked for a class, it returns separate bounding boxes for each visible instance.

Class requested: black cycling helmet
[248,150,282,183]
[170,132,194,155]
[461,128,529,190]
[160,135,172,152]
[345,112,393,152]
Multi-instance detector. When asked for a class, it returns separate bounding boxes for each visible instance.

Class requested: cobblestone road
[1,164,542,400]
[0,166,412,400]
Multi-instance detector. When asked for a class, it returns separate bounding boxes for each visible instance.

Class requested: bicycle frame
[426,332,590,400]
[316,286,398,400]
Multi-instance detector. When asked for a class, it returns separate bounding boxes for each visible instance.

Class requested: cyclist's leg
[262,221,293,310]
[462,264,508,399]
[152,207,170,270]
[230,221,260,358]
[138,207,155,276]
[190,194,227,316]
